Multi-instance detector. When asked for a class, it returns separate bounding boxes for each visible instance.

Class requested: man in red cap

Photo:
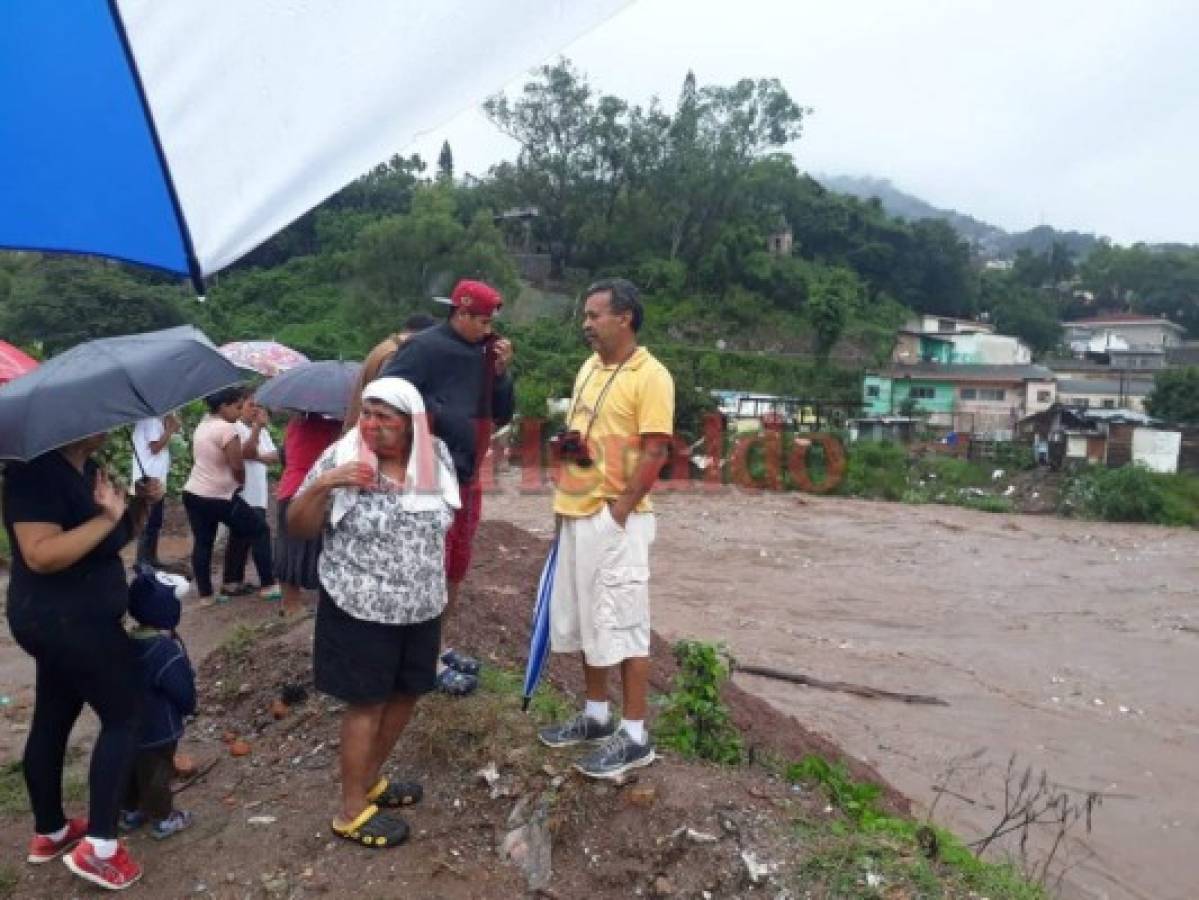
[380,279,514,695]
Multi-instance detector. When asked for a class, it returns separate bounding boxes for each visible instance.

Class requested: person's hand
[606,498,630,528]
[319,461,376,491]
[164,413,182,435]
[493,338,514,375]
[94,471,127,523]
[253,406,270,428]
[134,477,165,505]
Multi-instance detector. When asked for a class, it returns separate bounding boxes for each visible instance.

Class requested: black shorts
[313,590,442,705]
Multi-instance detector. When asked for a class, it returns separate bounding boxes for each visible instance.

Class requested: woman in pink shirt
[182,386,275,604]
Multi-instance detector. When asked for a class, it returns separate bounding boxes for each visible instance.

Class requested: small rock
[237,683,251,696]
[653,875,674,896]
[741,850,773,885]
[229,739,252,757]
[671,826,718,844]
[477,761,500,790]
[269,699,290,720]
[193,883,207,894]
[173,752,198,777]
[260,871,289,897]
[247,815,277,826]
[625,783,658,807]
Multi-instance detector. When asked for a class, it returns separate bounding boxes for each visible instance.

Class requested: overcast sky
[409,0,1198,246]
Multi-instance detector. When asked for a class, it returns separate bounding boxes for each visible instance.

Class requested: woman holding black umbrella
[3,434,162,890]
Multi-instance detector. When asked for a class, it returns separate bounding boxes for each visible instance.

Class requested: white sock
[584,700,610,725]
[40,824,69,842]
[89,837,118,859]
[621,719,646,744]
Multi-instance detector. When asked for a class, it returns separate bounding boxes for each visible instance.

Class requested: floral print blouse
[299,440,456,625]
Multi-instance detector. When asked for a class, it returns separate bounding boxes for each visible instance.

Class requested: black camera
[550,429,593,468]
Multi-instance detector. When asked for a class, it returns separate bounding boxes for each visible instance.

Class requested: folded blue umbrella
[522,535,561,712]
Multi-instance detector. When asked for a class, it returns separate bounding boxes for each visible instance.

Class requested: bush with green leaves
[840,440,908,500]
[655,640,743,765]
[1059,464,1199,526]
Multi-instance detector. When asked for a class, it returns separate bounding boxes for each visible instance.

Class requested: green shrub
[655,640,743,765]
[841,440,908,500]
[1060,465,1199,527]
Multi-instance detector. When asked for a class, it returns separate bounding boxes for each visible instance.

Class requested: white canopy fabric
[0,1,628,287]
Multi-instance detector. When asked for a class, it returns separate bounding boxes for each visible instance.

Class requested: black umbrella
[0,325,243,461]
[254,360,362,419]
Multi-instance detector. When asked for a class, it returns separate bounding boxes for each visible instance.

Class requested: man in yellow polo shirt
[538,278,674,779]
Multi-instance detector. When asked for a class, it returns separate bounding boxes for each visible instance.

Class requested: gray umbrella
[0,325,243,461]
[254,360,362,419]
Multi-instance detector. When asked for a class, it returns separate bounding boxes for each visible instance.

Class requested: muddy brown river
[491,475,1198,899]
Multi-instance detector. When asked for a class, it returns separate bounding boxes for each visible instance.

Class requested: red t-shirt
[277,416,342,500]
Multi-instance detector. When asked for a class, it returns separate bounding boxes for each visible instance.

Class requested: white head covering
[328,377,460,525]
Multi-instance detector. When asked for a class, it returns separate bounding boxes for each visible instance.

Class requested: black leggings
[13,615,141,839]
[183,491,272,597]
[222,505,273,588]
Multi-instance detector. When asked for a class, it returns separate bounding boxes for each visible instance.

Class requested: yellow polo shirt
[553,346,675,518]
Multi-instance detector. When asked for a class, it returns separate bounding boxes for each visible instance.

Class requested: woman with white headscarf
[287,377,459,850]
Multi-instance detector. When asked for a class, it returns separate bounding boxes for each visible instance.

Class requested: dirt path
[487,472,1199,900]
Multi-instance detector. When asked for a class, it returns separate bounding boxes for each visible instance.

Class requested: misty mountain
[818,175,1101,260]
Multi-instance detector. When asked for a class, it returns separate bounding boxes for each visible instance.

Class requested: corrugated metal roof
[1057,379,1152,396]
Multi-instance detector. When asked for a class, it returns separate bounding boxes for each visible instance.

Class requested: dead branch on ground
[734,663,949,706]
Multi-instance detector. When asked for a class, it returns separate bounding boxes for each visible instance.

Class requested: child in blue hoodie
[119,567,196,839]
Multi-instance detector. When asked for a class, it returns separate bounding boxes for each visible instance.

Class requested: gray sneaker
[574,729,656,780]
[538,713,617,748]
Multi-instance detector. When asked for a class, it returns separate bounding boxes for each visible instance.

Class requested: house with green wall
[862,363,1057,437]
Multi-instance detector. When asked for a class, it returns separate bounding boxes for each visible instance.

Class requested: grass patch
[406,664,573,772]
[786,754,1046,899]
[0,758,87,817]
[220,623,262,658]
[0,863,18,898]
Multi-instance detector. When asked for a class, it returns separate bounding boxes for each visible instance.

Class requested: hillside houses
[860,312,1192,440]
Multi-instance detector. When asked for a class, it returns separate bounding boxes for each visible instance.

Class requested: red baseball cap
[437,279,503,316]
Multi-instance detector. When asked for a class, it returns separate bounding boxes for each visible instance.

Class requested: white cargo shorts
[550,505,655,668]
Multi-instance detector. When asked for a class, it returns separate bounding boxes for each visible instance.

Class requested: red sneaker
[26,817,87,864]
[62,839,142,890]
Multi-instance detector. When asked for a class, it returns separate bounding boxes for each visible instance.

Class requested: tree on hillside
[1079,243,1199,336]
[1145,367,1199,424]
[2,258,186,354]
[980,271,1062,355]
[807,268,857,357]
[348,184,517,330]
[437,141,454,182]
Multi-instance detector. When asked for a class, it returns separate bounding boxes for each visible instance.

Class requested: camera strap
[567,350,635,445]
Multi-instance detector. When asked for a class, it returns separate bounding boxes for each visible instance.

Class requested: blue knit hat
[128,566,187,630]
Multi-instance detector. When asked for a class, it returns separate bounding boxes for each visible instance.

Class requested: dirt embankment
[1,520,913,899]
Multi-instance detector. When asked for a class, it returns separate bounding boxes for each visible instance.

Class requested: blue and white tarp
[0,1,627,290]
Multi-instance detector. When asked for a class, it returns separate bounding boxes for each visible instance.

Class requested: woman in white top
[181,386,275,604]
[219,398,279,597]
[288,378,458,850]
